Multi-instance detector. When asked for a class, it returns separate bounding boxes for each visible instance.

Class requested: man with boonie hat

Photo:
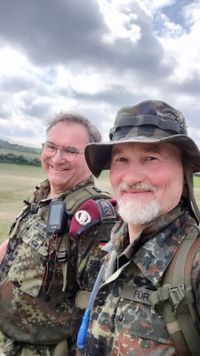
[80,100,200,355]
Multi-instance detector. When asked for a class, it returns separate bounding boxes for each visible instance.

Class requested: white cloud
[183,0,200,25]
[97,0,141,44]
[0,0,199,150]
[0,47,29,76]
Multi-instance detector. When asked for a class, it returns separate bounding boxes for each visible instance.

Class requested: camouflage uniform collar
[140,202,187,241]
[32,178,50,203]
[110,220,129,254]
[133,208,193,286]
[111,203,196,286]
[111,203,186,255]
[58,176,95,200]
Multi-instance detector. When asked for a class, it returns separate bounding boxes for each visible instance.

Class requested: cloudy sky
[0,0,200,148]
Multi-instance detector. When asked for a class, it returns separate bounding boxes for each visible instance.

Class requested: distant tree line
[0,153,41,166]
[0,139,41,167]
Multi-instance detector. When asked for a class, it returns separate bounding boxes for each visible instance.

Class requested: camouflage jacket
[0,177,116,356]
[85,203,200,356]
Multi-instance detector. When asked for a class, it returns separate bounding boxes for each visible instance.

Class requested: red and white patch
[70,199,100,239]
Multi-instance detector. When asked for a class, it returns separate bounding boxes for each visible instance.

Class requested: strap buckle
[169,284,185,313]
[56,251,68,263]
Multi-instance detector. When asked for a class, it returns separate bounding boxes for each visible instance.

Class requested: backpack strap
[63,185,116,239]
[149,225,200,355]
[64,185,112,214]
[61,185,116,296]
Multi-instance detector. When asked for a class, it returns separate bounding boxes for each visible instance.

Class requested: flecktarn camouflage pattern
[85,203,200,355]
[0,178,116,356]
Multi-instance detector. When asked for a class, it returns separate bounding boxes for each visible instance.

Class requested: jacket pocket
[115,298,172,345]
[8,217,49,297]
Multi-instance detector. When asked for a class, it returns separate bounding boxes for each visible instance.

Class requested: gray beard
[118,198,160,225]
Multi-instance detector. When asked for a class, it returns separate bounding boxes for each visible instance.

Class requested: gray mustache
[119,182,155,192]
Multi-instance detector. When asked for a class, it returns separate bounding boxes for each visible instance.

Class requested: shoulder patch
[95,199,116,222]
[69,199,101,239]
[69,198,117,240]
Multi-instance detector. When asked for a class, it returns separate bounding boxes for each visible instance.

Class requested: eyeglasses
[42,142,84,161]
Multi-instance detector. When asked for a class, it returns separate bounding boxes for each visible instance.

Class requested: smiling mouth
[120,190,154,199]
[119,182,155,195]
[50,165,69,171]
[122,189,152,194]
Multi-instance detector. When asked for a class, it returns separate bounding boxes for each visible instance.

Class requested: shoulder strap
[59,186,114,292]
[64,185,111,215]
[149,225,200,355]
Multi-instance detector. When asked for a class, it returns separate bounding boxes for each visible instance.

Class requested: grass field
[0,163,45,242]
[0,162,200,243]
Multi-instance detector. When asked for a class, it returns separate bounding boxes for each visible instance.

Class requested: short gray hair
[46,112,102,143]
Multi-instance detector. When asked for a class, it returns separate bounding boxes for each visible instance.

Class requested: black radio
[47,199,68,235]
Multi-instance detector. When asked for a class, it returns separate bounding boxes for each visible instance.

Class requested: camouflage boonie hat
[85,100,200,177]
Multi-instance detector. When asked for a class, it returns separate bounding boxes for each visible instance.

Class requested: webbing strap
[183,236,200,353]
[64,186,111,214]
[149,226,200,355]
[168,228,200,355]
[149,284,194,312]
[59,186,112,293]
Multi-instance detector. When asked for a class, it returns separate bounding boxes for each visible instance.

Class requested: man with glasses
[0,113,116,356]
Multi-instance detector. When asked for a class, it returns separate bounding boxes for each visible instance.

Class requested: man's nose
[52,148,66,161]
[123,162,145,184]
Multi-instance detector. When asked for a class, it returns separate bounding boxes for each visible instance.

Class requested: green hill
[0,139,41,153]
[0,139,41,166]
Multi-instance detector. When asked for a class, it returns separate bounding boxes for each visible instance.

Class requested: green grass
[194,175,200,188]
[0,163,45,242]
